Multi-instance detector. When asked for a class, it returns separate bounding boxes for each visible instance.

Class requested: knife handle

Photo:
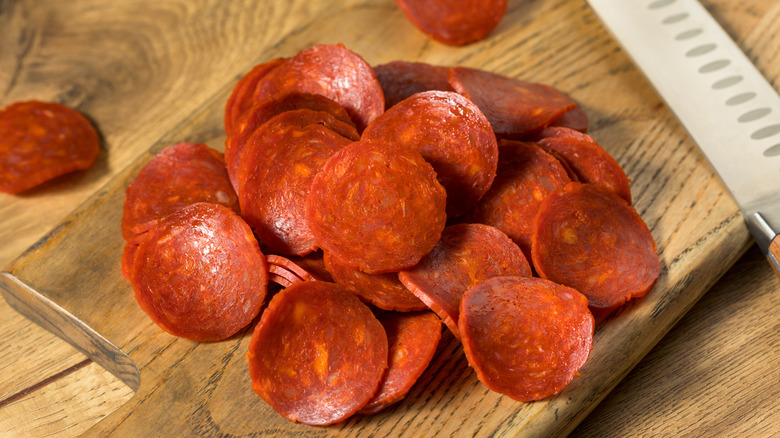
[768,237,780,276]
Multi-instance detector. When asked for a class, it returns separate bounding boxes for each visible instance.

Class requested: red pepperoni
[283,251,334,283]
[394,0,508,46]
[121,142,239,241]
[447,67,578,138]
[536,128,632,204]
[362,90,498,217]
[238,118,354,256]
[129,203,267,342]
[252,44,384,132]
[224,58,285,135]
[121,243,138,281]
[306,140,447,274]
[359,311,442,415]
[0,101,99,194]
[372,61,452,109]
[323,252,426,312]
[549,106,589,133]
[267,254,317,282]
[463,140,571,262]
[459,276,594,402]
[247,281,388,426]
[398,223,531,339]
[532,182,659,312]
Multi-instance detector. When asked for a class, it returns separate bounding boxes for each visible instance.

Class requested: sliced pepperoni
[283,251,334,282]
[306,140,447,274]
[447,67,577,138]
[121,142,238,241]
[394,0,508,46]
[247,281,388,426]
[129,202,267,342]
[0,100,100,194]
[398,223,531,339]
[224,58,286,135]
[459,276,594,402]
[121,242,138,281]
[323,252,426,312]
[267,254,317,282]
[359,310,442,415]
[238,119,353,256]
[532,182,659,312]
[549,106,589,133]
[462,140,571,262]
[362,90,498,217]
[536,128,632,204]
[252,44,384,132]
[372,61,452,109]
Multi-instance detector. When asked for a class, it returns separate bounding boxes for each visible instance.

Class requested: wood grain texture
[0,0,778,436]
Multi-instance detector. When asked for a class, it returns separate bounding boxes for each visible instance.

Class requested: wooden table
[1,0,778,436]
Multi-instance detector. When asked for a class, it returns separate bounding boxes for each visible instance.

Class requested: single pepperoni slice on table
[247,281,388,426]
[394,0,508,46]
[459,276,594,402]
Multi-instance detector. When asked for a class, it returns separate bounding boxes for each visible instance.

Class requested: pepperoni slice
[283,251,334,282]
[398,223,531,339]
[549,106,589,133]
[447,67,577,138]
[373,61,452,109]
[121,242,138,281]
[394,0,508,46]
[0,100,100,194]
[129,202,268,342]
[463,140,571,262]
[359,311,442,415]
[252,44,384,132]
[362,90,498,217]
[323,252,426,312]
[247,281,388,426]
[121,142,239,241]
[306,140,447,274]
[238,118,354,256]
[532,182,659,312]
[224,58,286,135]
[536,128,632,204]
[459,276,594,402]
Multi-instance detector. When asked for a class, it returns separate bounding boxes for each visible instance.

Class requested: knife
[584,0,780,273]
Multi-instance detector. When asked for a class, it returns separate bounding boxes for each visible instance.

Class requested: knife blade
[584,0,780,273]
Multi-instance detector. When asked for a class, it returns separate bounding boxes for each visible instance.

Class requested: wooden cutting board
[0,0,763,436]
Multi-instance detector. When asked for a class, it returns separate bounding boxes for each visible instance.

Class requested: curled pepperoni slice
[362,90,498,217]
[459,276,594,402]
[0,100,99,194]
[306,140,447,274]
[373,61,452,109]
[532,182,659,312]
[247,281,387,426]
[121,142,238,241]
[448,66,577,138]
[253,44,384,132]
[394,0,508,46]
[224,58,285,135]
[129,202,267,342]
[359,310,442,415]
[399,223,531,339]
[463,140,571,262]
[323,252,426,312]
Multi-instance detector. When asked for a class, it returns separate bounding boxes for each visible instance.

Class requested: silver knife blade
[585,0,780,270]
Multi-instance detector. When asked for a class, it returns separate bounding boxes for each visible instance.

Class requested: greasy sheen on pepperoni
[532,182,659,312]
[224,58,285,135]
[238,121,353,256]
[306,140,447,274]
[359,311,442,415]
[121,142,239,241]
[447,66,577,138]
[373,61,452,109]
[362,90,498,217]
[536,127,632,204]
[398,223,531,339]
[459,276,594,402]
[463,140,571,262]
[323,252,426,312]
[252,44,384,132]
[129,203,267,342]
[0,100,100,194]
[247,281,388,426]
[394,0,508,46]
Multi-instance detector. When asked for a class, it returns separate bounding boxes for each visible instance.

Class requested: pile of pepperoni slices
[121,43,660,426]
